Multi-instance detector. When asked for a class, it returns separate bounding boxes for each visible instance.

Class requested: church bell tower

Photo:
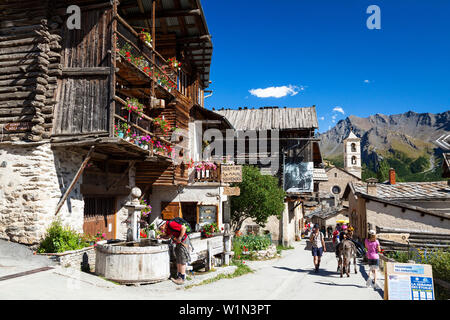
[344,131,362,179]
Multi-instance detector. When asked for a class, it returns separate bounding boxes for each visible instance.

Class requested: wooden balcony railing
[113,95,181,159]
[114,14,178,97]
[194,162,221,182]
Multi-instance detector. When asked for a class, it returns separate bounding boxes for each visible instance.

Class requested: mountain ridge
[318,110,449,181]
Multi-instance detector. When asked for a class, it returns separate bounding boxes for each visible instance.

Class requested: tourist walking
[327,226,333,239]
[365,230,381,289]
[309,223,326,273]
[155,218,191,285]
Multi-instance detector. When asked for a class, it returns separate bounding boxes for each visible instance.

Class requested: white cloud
[249,85,303,98]
[333,106,345,114]
[364,79,370,83]
[319,116,325,121]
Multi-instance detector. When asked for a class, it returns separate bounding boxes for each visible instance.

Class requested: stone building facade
[241,201,302,246]
[321,166,361,205]
[0,142,84,244]
[344,180,450,240]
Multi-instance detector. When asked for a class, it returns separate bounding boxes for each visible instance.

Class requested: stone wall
[320,167,360,200]
[366,201,450,235]
[240,201,302,246]
[242,244,278,260]
[39,246,96,272]
[0,142,84,245]
[241,215,282,241]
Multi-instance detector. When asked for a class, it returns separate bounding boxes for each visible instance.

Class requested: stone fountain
[95,187,170,284]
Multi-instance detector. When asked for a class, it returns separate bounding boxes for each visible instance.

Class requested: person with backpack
[309,223,326,273]
[155,217,192,285]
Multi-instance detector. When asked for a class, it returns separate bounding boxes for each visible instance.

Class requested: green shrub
[412,249,450,283]
[37,220,90,253]
[233,234,271,255]
[385,250,409,263]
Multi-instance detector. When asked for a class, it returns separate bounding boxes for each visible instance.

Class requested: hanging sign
[377,233,410,244]
[3,122,32,132]
[384,262,434,300]
[221,165,242,183]
[223,187,240,196]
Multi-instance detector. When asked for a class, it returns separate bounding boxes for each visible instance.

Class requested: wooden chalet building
[216,106,325,245]
[0,0,214,245]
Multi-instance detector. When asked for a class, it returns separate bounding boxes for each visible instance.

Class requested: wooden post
[55,146,95,216]
[110,0,118,137]
[151,0,156,105]
[206,239,212,271]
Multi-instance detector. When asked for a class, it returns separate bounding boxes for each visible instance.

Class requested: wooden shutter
[161,202,182,220]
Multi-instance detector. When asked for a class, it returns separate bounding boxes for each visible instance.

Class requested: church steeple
[343,130,361,179]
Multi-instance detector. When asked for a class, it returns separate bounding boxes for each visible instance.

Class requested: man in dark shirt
[156,218,190,285]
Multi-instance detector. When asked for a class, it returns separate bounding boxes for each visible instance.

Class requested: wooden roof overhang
[51,136,173,163]
[190,105,234,130]
[118,0,213,89]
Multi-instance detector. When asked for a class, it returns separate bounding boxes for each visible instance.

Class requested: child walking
[365,230,381,289]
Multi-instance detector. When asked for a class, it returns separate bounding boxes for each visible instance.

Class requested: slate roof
[215,106,318,131]
[306,206,346,219]
[351,181,450,200]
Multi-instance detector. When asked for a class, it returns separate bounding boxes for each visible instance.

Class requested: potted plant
[125,97,145,118]
[114,124,124,138]
[153,116,171,135]
[201,223,218,239]
[139,29,152,48]
[167,57,182,71]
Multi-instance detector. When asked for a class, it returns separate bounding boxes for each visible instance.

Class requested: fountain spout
[125,187,146,242]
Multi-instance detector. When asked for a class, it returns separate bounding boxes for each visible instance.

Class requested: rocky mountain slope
[318,110,450,181]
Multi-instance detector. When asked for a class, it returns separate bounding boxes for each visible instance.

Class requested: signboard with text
[223,187,240,196]
[221,165,242,183]
[384,262,434,300]
[3,122,32,132]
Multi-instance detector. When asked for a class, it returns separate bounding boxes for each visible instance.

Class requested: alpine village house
[0,0,222,245]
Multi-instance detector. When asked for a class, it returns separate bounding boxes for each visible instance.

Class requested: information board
[221,165,242,183]
[384,262,434,300]
[197,205,218,225]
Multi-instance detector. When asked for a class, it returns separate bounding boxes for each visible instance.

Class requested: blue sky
[201,0,450,133]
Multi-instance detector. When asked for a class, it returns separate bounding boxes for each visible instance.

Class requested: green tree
[230,165,286,232]
[376,159,390,182]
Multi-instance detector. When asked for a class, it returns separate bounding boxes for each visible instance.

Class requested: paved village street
[0,239,383,300]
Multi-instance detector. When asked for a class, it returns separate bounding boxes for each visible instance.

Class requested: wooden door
[83,197,116,239]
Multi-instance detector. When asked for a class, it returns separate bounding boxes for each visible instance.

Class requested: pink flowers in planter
[125,97,144,119]
[194,161,218,172]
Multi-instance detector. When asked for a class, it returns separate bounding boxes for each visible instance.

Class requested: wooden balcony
[114,14,179,101]
[112,95,182,161]
[193,162,221,183]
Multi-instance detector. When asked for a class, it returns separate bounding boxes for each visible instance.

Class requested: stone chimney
[366,178,378,196]
[389,168,396,185]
